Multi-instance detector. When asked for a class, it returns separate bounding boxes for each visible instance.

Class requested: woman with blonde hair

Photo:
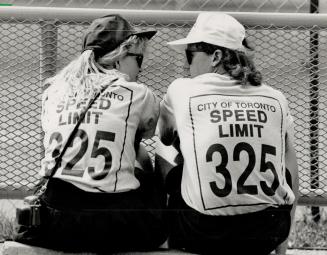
[14,14,167,253]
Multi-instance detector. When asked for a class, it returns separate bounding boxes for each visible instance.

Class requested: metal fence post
[40,20,58,164]
[310,0,320,222]
[40,20,57,86]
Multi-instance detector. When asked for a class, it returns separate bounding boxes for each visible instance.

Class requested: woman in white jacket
[158,12,298,255]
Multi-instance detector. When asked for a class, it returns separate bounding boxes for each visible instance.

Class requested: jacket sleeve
[138,87,160,139]
[158,83,178,146]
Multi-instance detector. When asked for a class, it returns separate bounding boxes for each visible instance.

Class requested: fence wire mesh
[0,0,321,13]
[0,16,327,204]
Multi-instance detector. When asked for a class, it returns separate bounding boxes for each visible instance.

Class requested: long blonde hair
[97,35,147,69]
[45,35,147,102]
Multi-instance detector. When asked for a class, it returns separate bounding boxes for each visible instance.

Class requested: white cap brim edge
[167,37,202,52]
[167,37,247,53]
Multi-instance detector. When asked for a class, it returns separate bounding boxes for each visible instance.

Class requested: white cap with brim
[167,12,245,52]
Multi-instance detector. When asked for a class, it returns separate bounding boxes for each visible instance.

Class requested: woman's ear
[114,60,120,70]
[211,49,223,68]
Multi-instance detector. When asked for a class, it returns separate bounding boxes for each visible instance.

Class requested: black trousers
[22,171,167,253]
[166,166,292,255]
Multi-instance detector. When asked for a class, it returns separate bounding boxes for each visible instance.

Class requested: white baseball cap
[168,12,245,52]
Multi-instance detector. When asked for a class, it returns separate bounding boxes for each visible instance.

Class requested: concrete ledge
[4,242,325,255]
[3,241,196,255]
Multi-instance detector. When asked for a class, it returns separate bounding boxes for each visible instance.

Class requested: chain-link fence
[0,4,327,250]
[0,8,327,205]
[0,0,323,13]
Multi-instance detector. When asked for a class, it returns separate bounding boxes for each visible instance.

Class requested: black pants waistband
[41,178,140,209]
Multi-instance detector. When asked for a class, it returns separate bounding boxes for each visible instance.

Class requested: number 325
[206,142,280,197]
[46,129,115,180]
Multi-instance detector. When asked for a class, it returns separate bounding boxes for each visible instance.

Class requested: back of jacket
[159,73,295,215]
[41,76,159,193]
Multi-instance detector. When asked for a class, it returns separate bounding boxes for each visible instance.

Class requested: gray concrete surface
[287,250,327,255]
[1,242,327,255]
[1,242,196,255]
